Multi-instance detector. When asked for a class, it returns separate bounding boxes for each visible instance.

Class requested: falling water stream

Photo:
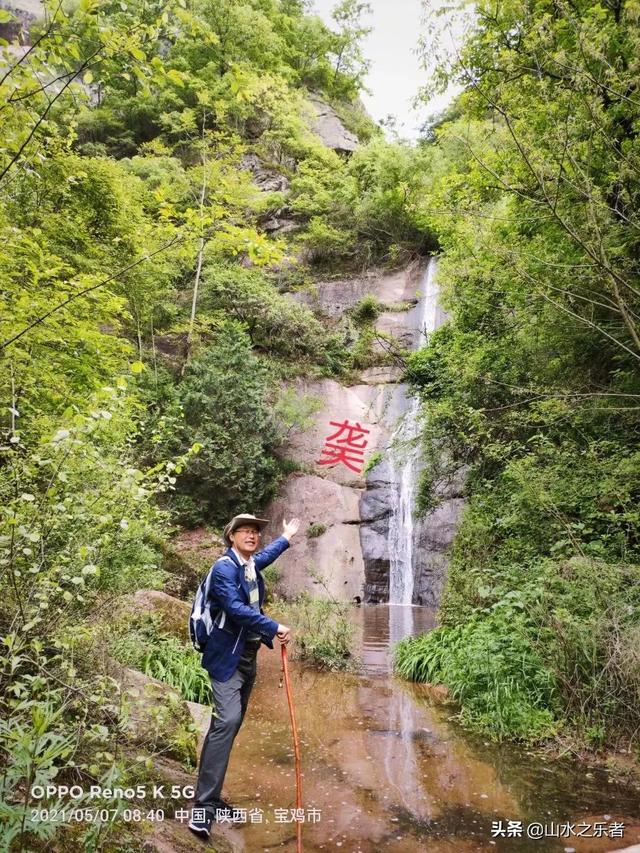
[388,258,442,605]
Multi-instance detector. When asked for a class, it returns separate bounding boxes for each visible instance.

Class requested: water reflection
[207,605,640,852]
[359,602,437,676]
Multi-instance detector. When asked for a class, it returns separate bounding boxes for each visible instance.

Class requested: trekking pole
[280,643,303,853]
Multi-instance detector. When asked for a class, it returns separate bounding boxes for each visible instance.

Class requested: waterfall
[388,258,440,605]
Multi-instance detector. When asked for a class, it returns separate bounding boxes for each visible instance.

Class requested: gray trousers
[194,645,258,816]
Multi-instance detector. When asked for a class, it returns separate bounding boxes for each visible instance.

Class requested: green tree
[398,0,640,746]
[163,322,280,525]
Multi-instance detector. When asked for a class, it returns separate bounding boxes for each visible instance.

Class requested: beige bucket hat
[223,513,269,546]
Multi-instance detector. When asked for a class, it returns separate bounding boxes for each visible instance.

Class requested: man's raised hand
[282,517,300,540]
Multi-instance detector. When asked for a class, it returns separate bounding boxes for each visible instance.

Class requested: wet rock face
[266,259,465,607]
[290,263,422,319]
[412,467,467,605]
[412,497,466,606]
[360,459,394,603]
[360,526,390,603]
[361,469,467,605]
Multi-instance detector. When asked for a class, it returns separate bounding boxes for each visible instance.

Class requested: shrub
[363,450,383,474]
[200,264,328,363]
[350,294,384,326]
[306,522,327,538]
[262,564,280,604]
[275,593,355,671]
[159,321,281,526]
[298,217,356,266]
[349,326,397,370]
[528,557,640,742]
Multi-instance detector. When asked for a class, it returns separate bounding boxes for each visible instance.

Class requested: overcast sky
[311,0,461,140]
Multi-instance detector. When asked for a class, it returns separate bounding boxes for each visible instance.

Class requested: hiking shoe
[188,812,212,839]
[215,796,234,812]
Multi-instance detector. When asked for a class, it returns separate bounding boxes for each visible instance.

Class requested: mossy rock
[131,590,191,641]
[118,665,198,766]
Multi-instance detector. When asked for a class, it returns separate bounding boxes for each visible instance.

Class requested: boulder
[186,700,211,755]
[163,527,224,600]
[261,216,300,234]
[107,663,198,765]
[131,589,191,640]
[307,93,359,154]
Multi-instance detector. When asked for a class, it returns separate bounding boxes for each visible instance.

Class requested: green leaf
[166,68,186,87]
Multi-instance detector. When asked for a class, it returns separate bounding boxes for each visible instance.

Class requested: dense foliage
[396,0,640,749]
[274,592,356,670]
[0,0,389,848]
[2,0,639,846]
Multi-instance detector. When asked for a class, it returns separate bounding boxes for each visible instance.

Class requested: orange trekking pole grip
[280,643,303,853]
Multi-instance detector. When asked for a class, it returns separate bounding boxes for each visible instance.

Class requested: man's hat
[223,513,269,546]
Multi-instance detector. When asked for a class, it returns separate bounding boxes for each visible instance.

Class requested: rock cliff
[265,259,465,605]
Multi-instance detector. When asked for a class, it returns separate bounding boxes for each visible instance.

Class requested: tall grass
[140,638,211,705]
[111,616,210,704]
[394,616,559,742]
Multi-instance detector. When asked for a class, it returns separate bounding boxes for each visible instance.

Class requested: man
[189,513,299,839]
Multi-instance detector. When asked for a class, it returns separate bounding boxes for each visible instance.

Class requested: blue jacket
[200,536,289,682]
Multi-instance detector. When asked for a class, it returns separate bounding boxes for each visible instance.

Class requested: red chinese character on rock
[316,419,370,473]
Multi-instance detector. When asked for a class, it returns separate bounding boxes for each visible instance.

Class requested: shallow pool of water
[206,605,640,852]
